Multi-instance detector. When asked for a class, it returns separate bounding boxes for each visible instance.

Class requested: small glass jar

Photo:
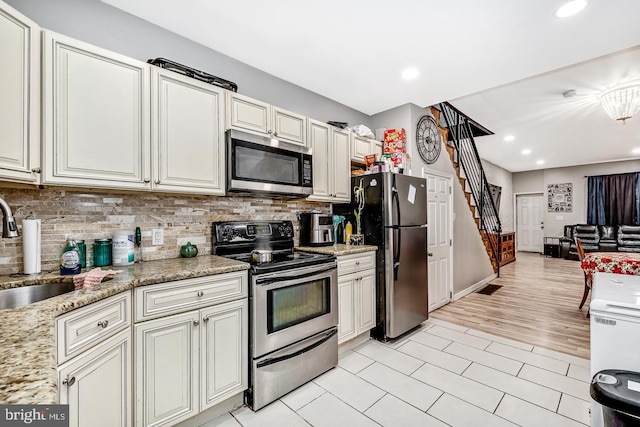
[76,240,86,268]
[93,239,112,267]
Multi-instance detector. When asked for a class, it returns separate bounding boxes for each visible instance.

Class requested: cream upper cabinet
[332,128,352,201]
[227,92,307,146]
[350,134,382,164]
[151,67,225,195]
[0,1,40,183]
[42,30,151,190]
[307,120,350,203]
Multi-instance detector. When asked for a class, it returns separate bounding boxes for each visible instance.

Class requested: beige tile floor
[202,319,591,427]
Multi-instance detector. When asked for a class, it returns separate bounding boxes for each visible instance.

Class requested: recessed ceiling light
[521,149,531,155]
[632,148,640,155]
[536,160,545,165]
[555,0,588,18]
[504,135,515,142]
[401,68,419,80]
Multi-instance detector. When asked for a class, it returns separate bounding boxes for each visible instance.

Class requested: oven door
[252,261,337,357]
[227,129,313,196]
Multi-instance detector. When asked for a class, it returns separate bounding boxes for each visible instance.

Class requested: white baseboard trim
[453,273,498,301]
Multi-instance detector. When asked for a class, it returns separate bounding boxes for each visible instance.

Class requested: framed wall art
[548,183,573,212]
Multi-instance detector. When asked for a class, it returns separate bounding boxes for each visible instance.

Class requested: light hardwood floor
[430,251,591,359]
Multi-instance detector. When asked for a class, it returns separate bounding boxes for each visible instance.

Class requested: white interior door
[516,194,544,252]
[424,170,453,312]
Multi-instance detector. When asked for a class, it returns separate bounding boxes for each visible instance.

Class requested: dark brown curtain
[603,173,636,226]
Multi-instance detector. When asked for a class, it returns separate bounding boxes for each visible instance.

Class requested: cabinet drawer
[337,252,376,275]
[135,271,248,322]
[57,291,131,364]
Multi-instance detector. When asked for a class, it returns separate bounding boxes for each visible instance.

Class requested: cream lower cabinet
[307,120,351,202]
[0,1,40,183]
[58,329,132,427]
[351,135,382,164]
[151,67,225,195]
[226,92,307,146]
[134,272,248,427]
[57,292,133,427]
[337,252,376,344]
[42,30,151,190]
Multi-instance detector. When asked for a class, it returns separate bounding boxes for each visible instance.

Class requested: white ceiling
[102,0,640,172]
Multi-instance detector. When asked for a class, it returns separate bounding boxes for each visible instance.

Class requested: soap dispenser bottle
[60,236,81,275]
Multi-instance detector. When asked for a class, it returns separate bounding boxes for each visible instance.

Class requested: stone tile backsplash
[0,186,330,275]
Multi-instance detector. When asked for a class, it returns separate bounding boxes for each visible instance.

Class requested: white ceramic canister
[112,230,135,266]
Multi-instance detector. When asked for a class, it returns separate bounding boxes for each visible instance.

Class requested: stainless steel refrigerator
[336,172,428,340]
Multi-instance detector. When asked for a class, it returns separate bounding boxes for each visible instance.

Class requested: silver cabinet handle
[154,179,160,185]
[143,179,150,184]
[203,317,210,323]
[62,375,76,387]
[355,261,360,265]
[197,291,204,297]
[31,167,41,173]
[193,320,200,326]
[273,131,278,136]
[97,320,109,328]
[267,129,273,134]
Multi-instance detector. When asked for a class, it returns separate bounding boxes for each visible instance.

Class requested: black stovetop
[212,220,335,274]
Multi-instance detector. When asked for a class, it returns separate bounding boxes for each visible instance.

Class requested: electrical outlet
[152,228,164,246]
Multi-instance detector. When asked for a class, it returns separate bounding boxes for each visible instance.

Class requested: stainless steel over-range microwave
[226,129,313,197]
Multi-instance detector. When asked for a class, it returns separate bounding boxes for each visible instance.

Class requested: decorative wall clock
[416,115,442,164]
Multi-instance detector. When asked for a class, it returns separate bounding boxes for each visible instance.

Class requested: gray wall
[370,104,495,294]
[10,0,497,294]
[513,159,640,238]
[7,0,371,126]
[481,159,514,233]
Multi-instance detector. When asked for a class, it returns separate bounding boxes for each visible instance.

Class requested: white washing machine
[590,272,640,426]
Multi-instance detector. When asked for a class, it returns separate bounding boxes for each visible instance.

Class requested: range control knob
[221,226,233,241]
[285,225,293,236]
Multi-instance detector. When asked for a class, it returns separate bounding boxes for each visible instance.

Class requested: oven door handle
[256,328,337,368]
[255,262,336,285]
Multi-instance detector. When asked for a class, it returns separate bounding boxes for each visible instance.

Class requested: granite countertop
[0,256,250,405]
[296,244,377,256]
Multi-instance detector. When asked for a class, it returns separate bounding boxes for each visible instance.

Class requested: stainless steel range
[212,220,338,410]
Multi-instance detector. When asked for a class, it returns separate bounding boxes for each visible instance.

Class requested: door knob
[428,252,434,257]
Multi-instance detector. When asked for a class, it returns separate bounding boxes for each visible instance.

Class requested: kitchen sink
[0,282,76,310]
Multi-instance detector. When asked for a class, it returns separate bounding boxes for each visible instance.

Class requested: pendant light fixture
[599,82,640,123]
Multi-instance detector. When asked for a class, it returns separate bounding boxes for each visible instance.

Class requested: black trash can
[591,370,640,426]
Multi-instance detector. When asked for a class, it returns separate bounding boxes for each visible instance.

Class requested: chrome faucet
[0,197,19,238]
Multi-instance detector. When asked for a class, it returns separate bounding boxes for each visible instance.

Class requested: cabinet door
[58,329,132,427]
[332,128,351,202]
[357,270,376,332]
[272,106,306,145]
[350,135,371,163]
[200,299,248,410]
[227,92,269,134]
[42,30,151,190]
[0,2,40,183]
[135,311,199,427]
[337,276,356,344]
[307,119,331,201]
[152,68,225,195]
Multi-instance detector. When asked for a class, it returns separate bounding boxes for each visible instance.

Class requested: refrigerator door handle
[393,228,401,280]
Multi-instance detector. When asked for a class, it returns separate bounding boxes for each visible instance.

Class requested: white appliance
[590,272,640,426]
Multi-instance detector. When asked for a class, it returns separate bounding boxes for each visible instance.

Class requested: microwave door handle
[256,329,337,368]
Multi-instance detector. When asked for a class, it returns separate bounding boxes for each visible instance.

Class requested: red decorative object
[581,252,640,280]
